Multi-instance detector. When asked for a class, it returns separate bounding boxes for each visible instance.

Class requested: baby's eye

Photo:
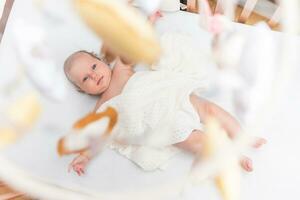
[92,64,97,70]
[83,76,88,82]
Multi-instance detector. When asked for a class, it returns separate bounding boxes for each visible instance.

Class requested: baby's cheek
[81,81,92,93]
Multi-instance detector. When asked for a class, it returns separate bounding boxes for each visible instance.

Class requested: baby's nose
[89,72,98,80]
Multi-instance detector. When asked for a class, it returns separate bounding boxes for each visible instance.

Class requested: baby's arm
[69,142,110,175]
[69,135,123,176]
[100,43,136,67]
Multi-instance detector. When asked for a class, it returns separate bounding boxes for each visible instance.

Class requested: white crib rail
[0,0,14,44]
[238,0,258,22]
[187,0,280,28]
[268,6,281,27]
[238,0,280,27]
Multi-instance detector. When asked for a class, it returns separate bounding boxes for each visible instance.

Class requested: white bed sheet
[1,0,300,199]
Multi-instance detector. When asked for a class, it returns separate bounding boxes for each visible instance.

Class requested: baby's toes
[240,156,253,172]
[252,137,267,148]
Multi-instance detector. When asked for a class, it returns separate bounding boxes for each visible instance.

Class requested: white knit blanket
[97,32,213,170]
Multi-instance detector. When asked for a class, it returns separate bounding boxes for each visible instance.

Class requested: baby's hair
[63,50,107,93]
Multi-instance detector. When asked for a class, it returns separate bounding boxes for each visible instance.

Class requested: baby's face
[68,53,112,95]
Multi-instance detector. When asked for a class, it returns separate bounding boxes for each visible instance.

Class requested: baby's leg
[174,94,266,172]
[174,130,206,154]
[174,131,257,172]
[189,94,267,146]
[174,130,254,171]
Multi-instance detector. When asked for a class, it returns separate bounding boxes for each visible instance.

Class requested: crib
[186,0,280,28]
[0,0,300,200]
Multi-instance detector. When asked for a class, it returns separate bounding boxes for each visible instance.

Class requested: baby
[63,46,266,175]
[63,10,266,175]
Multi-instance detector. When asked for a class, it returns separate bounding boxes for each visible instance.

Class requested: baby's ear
[76,87,84,93]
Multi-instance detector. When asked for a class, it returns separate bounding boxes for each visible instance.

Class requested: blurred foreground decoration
[12,20,67,102]
[74,0,161,65]
[57,106,118,156]
[198,0,247,115]
[0,0,299,200]
[198,0,278,126]
[190,118,241,200]
[0,92,41,149]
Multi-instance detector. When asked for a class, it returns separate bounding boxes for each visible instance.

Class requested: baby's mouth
[97,76,103,85]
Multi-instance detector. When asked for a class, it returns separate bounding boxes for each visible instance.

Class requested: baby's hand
[68,154,90,176]
[148,10,163,24]
[100,44,117,63]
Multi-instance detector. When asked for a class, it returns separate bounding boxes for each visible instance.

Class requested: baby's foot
[239,138,266,172]
[240,156,253,172]
[252,137,267,149]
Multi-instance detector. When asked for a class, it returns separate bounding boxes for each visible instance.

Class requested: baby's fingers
[79,168,85,175]
[68,157,78,173]
[74,165,86,176]
[76,169,81,176]
[74,165,82,176]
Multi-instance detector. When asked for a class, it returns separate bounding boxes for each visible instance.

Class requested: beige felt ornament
[75,0,161,65]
